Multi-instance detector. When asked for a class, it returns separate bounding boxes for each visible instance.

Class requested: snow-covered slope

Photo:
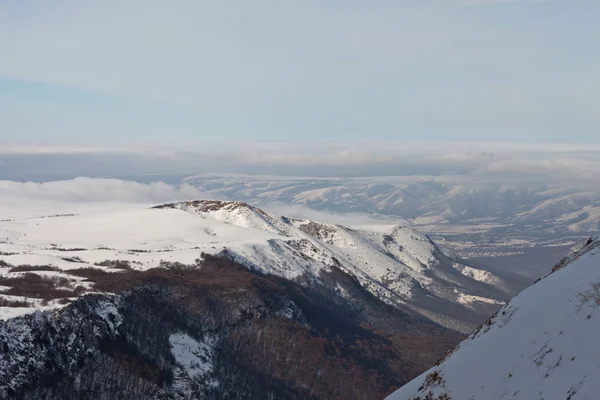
[387,237,600,400]
[0,200,506,332]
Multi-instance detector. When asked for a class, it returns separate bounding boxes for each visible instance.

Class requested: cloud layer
[0,177,398,227]
[0,178,206,203]
[1,142,599,186]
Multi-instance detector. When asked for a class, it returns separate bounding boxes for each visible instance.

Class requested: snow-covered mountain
[181,175,599,294]
[386,237,600,400]
[183,175,600,234]
[0,200,507,332]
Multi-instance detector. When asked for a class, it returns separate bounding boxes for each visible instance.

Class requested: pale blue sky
[0,0,598,147]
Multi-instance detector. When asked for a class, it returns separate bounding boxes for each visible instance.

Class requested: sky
[1,0,599,148]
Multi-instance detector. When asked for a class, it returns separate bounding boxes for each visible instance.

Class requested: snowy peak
[387,237,600,400]
[290,219,443,273]
[154,200,262,214]
[152,200,287,235]
[0,200,507,332]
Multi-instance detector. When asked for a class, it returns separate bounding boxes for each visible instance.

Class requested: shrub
[9,265,61,273]
[0,273,83,300]
[61,256,84,263]
[0,297,32,307]
[577,280,600,310]
[66,268,113,279]
[423,371,444,387]
[94,260,132,270]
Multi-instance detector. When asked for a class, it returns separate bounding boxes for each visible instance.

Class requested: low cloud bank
[0,178,206,204]
[259,203,408,227]
[1,143,599,186]
[0,178,404,228]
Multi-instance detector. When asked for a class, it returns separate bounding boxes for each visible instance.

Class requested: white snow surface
[0,300,66,321]
[455,291,504,306]
[95,297,123,333]
[0,199,500,325]
[387,239,600,400]
[169,332,219,396]
[452,263,501,286]
[169,332,215,379]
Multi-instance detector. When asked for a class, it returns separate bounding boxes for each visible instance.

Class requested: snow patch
[169,332,216,379]
[452,263,500,285]
[95,298,122,332]
[0,297,70,321]
[455,290,504,306]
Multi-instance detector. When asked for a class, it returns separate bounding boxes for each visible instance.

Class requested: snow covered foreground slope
[387,238,600,400]
[0,200,506,332]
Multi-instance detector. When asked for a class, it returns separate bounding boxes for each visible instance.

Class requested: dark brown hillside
[0,255,462,400]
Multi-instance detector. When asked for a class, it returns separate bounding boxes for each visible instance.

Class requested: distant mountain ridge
[183,175,600,235]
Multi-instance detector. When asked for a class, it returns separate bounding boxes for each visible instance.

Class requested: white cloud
[0,145,138,155]
[3,141,599,156]
[0,178,207,203]
[0,177,407,227]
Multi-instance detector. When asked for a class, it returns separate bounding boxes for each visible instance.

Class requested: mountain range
[182,174,600,292]
[183,174,600,241]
